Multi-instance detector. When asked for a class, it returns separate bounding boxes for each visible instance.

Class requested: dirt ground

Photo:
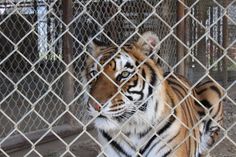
[6,83,236,157]
[210,82,236,157]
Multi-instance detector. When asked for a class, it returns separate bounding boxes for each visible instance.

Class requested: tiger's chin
[93,116,120,131]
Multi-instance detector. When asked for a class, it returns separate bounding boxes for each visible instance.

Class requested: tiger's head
[86,32,164,130]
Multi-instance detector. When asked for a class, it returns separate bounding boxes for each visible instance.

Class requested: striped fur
[165,73,223,157]
[195,80,224,156]
[85,32,223,157]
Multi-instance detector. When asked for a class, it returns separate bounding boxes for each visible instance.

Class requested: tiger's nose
[89,99,105,111]
[88,93,111,111]
[91,102,101,111]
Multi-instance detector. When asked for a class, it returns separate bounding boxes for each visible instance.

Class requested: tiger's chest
[97,124,156,157]
[98,125,176,157]
[123,124,155,148]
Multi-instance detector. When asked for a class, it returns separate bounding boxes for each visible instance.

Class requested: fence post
[62,0,75,126]
[222,0,228,87]
[210,6,214,74]
[176,0,185,76]
[217,6,221,73]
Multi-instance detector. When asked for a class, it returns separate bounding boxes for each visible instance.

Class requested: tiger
[85,31,223,157]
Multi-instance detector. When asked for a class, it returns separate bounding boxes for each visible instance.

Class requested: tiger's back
[164,73,202,156]
[165,73,224,156]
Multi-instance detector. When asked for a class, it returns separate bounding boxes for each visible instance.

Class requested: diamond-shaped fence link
[0,0,235,157]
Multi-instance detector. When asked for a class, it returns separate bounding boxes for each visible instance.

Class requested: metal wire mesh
[0,0,235,157]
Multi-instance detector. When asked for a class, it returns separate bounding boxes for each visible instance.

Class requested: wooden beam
[222,0,228,87]
[62,0,75,125]
[176,0,186,75]
[1,125,90,154]
[210,6,214,74]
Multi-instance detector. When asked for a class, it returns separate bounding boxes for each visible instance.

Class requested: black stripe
[200,100,212,109]
[205,119,212,132]
[144,63,157,104]
[149,129,180,156]
[211,101,223,120]
[164,72,170,77]
[139,127,152,138]
[196,80,213,88]
[125,62,134,69]
[116,74,122,82]
[171,86,198,152]
[194,100,206,117]
[139,134,157,154]
[98,115,107,118]
[138,70,147,101]
[197,153,203,157]
[162,150,171,157]
[92,38,108,47]
[194,100,203,108]
[115,110,135,122]
[148,86,153,98]
[167,92,175,107]
[127,71,146,102]
[197,111,205,117]
[145,63,157,87]
[139,102,148,111]
[127,75,138,90]
[141,69,146,80]
[112,60,116,71]
[157,115,176,135]
[100,130,132,157]
[196,89,207,95]
[101,50,116,63]
[144,138,161,156]
[126,95,133,101]
[210,85,221,97]
[167,79,188,96]
[140,115,176,155]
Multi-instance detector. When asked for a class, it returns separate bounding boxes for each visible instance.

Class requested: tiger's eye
[89,70,98,78]
[121,71,130,78]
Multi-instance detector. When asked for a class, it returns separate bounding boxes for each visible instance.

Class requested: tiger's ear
[137,31,160,56]
[88,38,108,57]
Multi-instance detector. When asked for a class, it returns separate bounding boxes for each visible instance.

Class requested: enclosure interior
[0,0,236,157]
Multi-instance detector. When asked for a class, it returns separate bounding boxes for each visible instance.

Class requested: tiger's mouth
[97,114,107,118]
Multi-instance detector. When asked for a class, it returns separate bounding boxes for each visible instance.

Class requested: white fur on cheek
[94,118,120,131]
[89,100,124,131]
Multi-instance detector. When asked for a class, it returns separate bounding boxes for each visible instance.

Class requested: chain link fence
[0,0,235,157]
